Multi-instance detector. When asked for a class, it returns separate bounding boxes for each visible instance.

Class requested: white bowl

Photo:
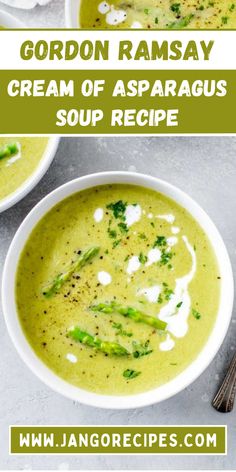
[2,172,234,409]
[0,137,60,213]
[0,9,24,27]
[65,0,81,28]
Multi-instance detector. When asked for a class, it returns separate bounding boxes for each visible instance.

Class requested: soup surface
[16,184,220,395]
[80,0,236,29]
[0,137,49,201]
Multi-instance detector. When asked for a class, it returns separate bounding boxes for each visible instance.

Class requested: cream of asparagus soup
[80,0,236,29]
[0,137,49,201]
[16,184,220,395]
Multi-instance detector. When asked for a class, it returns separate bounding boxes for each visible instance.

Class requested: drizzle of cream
[138,285,161,303]
[98,1,110,13]
[66,353,77,364]
[6,142,21,167]
[97,271,112,286]
[93,208,103,223]
[157,214,175,224]
[167,236,178,247]
[147,213,153,219]
[127,256,141,275]
[159,334,175,351]
[106,6,127,25]
[158,235,197,338]
[171,226,180,234]
[125,204,142,227]
[145,248,161,267]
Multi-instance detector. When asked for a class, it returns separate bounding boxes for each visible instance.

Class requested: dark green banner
[10,426,226,454]
[0,70,235,134]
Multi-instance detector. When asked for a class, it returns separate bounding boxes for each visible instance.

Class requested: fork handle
[212,352,236,413]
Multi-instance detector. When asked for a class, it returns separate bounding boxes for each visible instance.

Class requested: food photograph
[0,135,235,470]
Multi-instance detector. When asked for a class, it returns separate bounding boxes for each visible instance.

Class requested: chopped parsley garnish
[229,3,235,11]
[108,227,117,239]
[107,200,127,219]
[144,8,149,14]
[168,13,194,28]
[132,340,153,358]
[164,288,174,301]
[118,222,128,233]
[198,4,204,10]
[170,3,181,14]
[192,308,201,320]
[107,200,130,242]
[160,250,173,266]
[112,239,121,249]
[123,369,141,379]
[161,283,174,301]
[221,16,229,23]
[138,232,147,240]
[112,322,133,337]
[138,252,148,264]
[153,235,167,248]
[155,17,158,24]
[176,301,183,309]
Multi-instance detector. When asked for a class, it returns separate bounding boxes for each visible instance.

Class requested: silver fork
[212,352,236,413]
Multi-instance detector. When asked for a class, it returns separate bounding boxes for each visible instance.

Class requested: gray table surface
[0,2,236,471]
[0,136,236,470]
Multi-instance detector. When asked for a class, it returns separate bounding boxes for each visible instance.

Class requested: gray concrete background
[0,0,64,28]
[0,2,236,471]
[0,136,236,470]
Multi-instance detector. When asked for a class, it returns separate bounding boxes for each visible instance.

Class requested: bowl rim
[2,171,234,409]
[0,137,60,213]
[0,9,25,27]
[65,0,80,28]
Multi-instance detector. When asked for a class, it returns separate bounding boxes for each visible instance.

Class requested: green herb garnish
[123,369,141,379]
[108,227,117,239]
[176,301,183,308]
[138,232,147,240]
[160,251,173,266]
[138,252,148,264]
[153,236,167,248]
[168,13,194,28]
[118,222,128,233]
[112,239,121,249]
[112,322,133,338]
[132,340,153,358]
[107,200,127,219]
[192,308,201,320]
[170,3,181,14]
[221,16,229,23]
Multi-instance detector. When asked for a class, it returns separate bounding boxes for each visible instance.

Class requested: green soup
[16,184,220,395]
[80,0,236,29]
[0,137,49,202]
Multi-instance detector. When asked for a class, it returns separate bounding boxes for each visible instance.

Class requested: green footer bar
[10,426,226,455]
